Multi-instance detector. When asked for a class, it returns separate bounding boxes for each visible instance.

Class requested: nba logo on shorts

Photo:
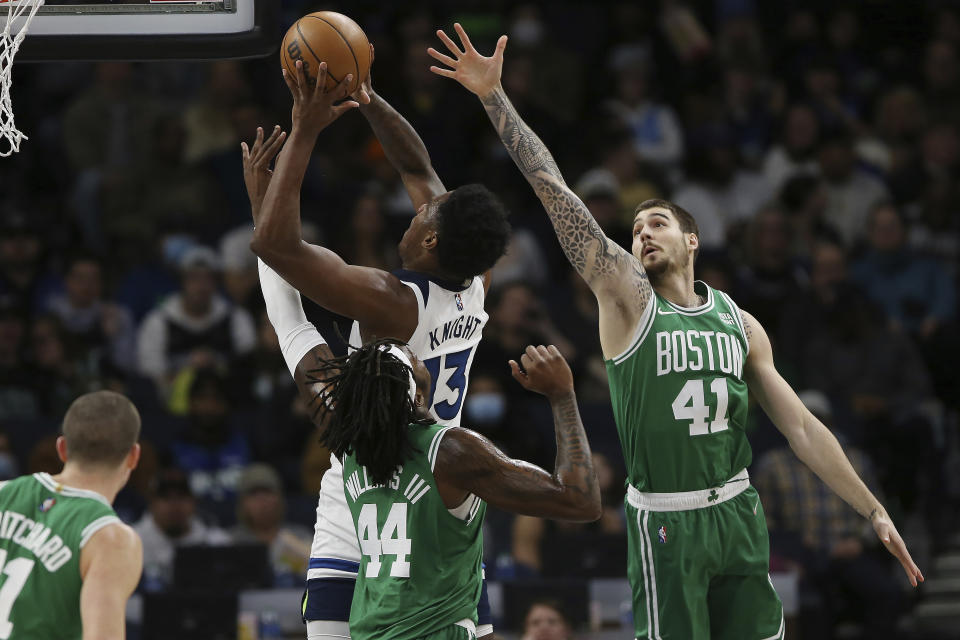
[658,525,667,544]
[38,498,56,512]
[455,293,464,311]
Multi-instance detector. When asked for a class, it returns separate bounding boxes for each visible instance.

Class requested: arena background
[1,0,959,638]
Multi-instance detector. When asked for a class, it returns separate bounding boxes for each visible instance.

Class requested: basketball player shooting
[428,23,923,640]
[244,48,510,638]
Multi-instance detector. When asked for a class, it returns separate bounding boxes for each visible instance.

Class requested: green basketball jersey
[343,424,486,640]
[605,282,752,492]
[0,473,120,640]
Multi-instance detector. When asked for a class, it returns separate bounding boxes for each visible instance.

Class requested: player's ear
[422,230,438,251]
[687,232,699,254]
[126,443,142,471]
[55,436,68,464]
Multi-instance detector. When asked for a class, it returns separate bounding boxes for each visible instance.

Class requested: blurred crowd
[2,1,959,636]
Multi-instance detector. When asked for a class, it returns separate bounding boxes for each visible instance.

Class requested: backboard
[4,0,278,61]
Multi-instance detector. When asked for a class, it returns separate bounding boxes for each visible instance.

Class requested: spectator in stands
[858,86,925,177]
[923,39,960,108]
[512,451,625,577]
[0,211,55,313]
[672,122,771,249]
[133,467,231,592]
[521,598,575,640]
[762,103,821,193]
[889,118,960,210]
[473,282,575,395]
[218,225,259,311]
[817,127,889,246]
[334,192,398,272]
[170,367,251,510]
[604,48,684,176]
[229,464,311,587]
[45,252,136,372]
[755,391,903,640]
[0,297,44,421]
[851,202,955,339]
[29,314,80,418]
[734,206,807,338]
[136,246,256,391]
[778,175,839,259]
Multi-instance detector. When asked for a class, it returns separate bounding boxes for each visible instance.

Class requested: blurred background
[1,0,960,638]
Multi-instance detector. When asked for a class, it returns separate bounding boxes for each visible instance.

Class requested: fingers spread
[429,66,457,79]
[436,29,464,57]
[453,23,474,52]
[427,47,458,68]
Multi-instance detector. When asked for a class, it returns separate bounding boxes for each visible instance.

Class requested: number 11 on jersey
[672,378,730,436]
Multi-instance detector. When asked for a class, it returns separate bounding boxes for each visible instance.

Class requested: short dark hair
[635,199,701,262]
[524,598,572,628]
[310,338,430,486]
[435,184,511,280]
[62,391,140,467]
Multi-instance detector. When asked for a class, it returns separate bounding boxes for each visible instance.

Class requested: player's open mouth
[643,246,658,257]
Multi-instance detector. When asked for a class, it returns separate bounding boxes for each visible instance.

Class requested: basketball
[281,11,371,96]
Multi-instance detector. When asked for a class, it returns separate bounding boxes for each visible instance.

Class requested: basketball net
[0,0,43,157]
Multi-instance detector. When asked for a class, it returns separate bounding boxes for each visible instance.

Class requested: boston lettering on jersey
[0,509,72,572]
[654,329,745,379]
[427,314,484,351]
[345,465,432,506]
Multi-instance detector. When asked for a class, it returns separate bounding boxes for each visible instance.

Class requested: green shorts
[625,483,783,639]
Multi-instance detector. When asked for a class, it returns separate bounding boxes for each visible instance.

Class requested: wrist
[478,83,503,102]
[547,389,576,404]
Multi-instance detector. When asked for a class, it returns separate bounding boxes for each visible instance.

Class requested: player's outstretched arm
[742,311,924,587]
[79,523,142,640]
[435,345,601,522]
[355,45,446,211]
[428,25,650,309]
[250,61,418,340]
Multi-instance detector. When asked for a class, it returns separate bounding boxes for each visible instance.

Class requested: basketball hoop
[0,0,43,157]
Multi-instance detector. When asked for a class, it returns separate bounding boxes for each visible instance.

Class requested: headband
[380,344,418,404]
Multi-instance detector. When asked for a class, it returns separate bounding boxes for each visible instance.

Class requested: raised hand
[428,23,507,99]
[282,59,359,136]
[871,511,924,587]
[241,125,287,220]
[509,345,575,400]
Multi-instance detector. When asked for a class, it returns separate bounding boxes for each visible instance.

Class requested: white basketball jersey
[308,271,488,581]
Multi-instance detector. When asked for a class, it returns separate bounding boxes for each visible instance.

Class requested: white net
[0,0,44,157]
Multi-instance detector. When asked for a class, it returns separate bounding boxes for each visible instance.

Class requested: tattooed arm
[434,345,600,522]
[428,25,651,356]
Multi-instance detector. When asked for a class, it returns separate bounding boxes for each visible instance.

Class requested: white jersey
[308,270,488,581]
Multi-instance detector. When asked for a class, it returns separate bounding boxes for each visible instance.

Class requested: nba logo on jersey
[455,293,464,311]
[658,525,667,544]
[38,497,56,512]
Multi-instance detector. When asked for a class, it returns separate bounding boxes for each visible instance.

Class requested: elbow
[561,493,602,523]
[250,232,287,262]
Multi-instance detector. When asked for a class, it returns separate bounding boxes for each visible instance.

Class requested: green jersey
[0,473,120,640]
[605,282,752,492]
[343,424,486,640]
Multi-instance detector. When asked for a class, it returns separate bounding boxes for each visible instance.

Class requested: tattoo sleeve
[479,87,650,306]
[436,392,600,522]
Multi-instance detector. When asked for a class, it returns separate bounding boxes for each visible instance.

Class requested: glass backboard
[3,0,277,60]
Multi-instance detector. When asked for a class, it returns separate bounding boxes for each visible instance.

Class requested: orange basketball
[280,11,371,95]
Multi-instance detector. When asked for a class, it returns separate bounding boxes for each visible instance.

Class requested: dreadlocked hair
[307,338,428,486]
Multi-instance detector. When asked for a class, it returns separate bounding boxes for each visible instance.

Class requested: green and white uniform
[606,282,783,639]
[0,473,121,640]
[343,424,486,640]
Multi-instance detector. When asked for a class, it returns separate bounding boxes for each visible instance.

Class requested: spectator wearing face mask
[521,599,576,640]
